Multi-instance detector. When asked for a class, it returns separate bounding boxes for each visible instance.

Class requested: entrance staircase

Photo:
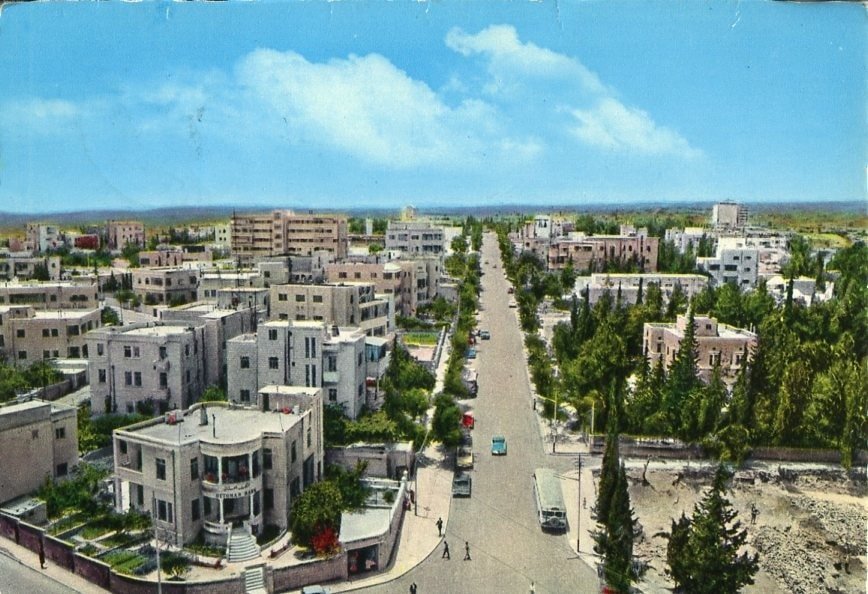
[244,565,267,593]
[228,529,261,563]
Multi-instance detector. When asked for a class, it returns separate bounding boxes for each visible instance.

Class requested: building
[384,221,445,256]
[324,259,441,317]
[0,400,78,504]
[270,282,392,337]
[547,232,659,272]
[712,202,748,229]
[0,306,101,365]
[138,248,213,268]
[112,392,323,546]
[572,273,709,306]
[107,220,145,251]
[696,238,759,288]
[664,227,711,254]
[131,267,200,306]
[0,254,62,281]
[643,314,756,383]
[213,223,231,249]
[0,281,100,310]
[25,224,64,253]
[230,211,348,264]
[86,322,208,415]
[227,321,367,419]
[198,272,260,302]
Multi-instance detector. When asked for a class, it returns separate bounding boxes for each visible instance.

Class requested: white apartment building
[643,314,756,383]
[131,267,200,306]
[573,273,709,306]
[213,224,231,249]
[112,391,324,546]
[696,238,759,288]
[227,321,367,419]
[0,306,101,365]
[87,323,208,415]
[0,400,78,504]
[269,282,393,337]
[664,227,711,254]
[107,220,145,251]
[0,281,100,310]
[25,224,64,254]
[711,202,748,229]
[0,254,61,282]
[385,221,445,256]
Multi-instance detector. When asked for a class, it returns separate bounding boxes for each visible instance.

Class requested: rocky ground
[607,463,867,594]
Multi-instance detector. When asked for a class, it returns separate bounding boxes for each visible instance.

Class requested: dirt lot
[615,464,867,594]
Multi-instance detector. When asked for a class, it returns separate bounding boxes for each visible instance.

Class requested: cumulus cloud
[447,25,700,159]
[236,48,503,168]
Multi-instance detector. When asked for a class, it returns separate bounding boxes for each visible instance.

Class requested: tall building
[0,306,101,365]
[230,210,348,264]
[107,220,145,251]
[696,238,759,288]
[712,202,748,229]
[112,392,324,546]
[269,282,393,337]
[25,224,63,253]
[0,400,78,504]
[384,221,445,256]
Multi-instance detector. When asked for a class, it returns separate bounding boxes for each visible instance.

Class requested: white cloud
[236,48,502,168]
[446,25,701,159]
[571,98,702,158]
[1,98,79,132]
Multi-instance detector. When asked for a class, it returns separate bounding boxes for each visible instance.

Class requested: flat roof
[31,309,99,320]
[0,399,50,416]
[123,325,195,337]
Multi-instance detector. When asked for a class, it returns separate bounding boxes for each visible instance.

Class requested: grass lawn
[102,549,150,575]
[403,332,439,346]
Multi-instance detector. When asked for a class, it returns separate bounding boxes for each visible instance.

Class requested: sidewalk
[0,540,108,594]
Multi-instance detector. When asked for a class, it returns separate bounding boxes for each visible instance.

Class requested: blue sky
[1,0,864,214]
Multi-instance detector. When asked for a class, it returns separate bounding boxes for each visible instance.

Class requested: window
[295,294,305,302]
[328,388,337,402]
[203,497,211,516]
[358,383,364,397]
[278,293,287,302]
[124,346,132,358]
[125,371,133,386]
[136,484,144,507]
[157,500,173,523]
[156,458,166,480]
[133,346,140,358]
[159,346,167,359]
[31,429,38,439]
[240,389,250,403]
[263,448,273,470]
[42,328,50,337]
[16,329,25,338]
[312,295,323,303]
[358,352,363,367]
[159,373,167,388]
[191,499,200,521]
[190,458,199,480]
[56,463,68,477]
[268,357,279,370]
[97,343,104,356]
[18,351,27,360]
[185,345,190,357]
[240,356,250,369]
[291,441,297,463]
[327,356,337,372]
[134,372,142,386]
[307,427,312,448]
[264,488,274,510]
[55,427,65,439]
[268,328,278,340]
[119,440,127,454]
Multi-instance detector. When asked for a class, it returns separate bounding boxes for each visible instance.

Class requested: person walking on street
[442,540,450,559]
[436,517,443,537]
[464,541,471,561]
[38,540,46,569]
[410,583,417,594]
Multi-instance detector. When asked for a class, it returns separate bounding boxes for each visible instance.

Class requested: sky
[0,0,864,214]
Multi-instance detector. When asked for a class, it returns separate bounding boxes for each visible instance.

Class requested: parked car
[507,286,515,294]
[508,300,517,308]
[480,330,491,340]
[491,435,508,455]
[456,445,474,469]
[466,347,477,359]
[452,472,472,497]
[302,587,332,594]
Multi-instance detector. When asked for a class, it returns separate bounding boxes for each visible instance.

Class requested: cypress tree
[665,306,699,432]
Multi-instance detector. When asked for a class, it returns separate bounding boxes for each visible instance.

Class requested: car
[508,300,517,308]
[479,330,491,340]
[507,286,515,294]
[491,435,508,455]
[456,445,473,469]
[452,472,472,497]
[466,347,477,359]
[301,587,332,594]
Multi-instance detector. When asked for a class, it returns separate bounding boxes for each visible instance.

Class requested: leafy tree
[101,306,120,326]
[326,461,371,511]
[431,393,462,447]
[199,385,227,402]
[290,481,344,548]
[665,465,759,593]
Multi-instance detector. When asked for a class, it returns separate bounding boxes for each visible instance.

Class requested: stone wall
[271,552,348,592]
[73,552,112,589]
[44,534,74,570]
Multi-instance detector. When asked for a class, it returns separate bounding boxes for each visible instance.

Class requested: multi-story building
[0,400,78,504]
[572,273,709,306]
[696,238,759,289]
[198,272,260,302]
[230,211,348,264]
[0,307,101,364]
[112,391,323,546]
[664,227,711,254]
[711,202,748,229]
[270,282,392,337]
[213,223,231,249]
[0,254,62,281]
[87,323,208,414]
[324,260,438,317]
[227,321,367,419]
[384,221,445,256]
[107,220,145,251]
[25,224,64,253]
[138,248,213,268]
[547,232,659,273]
[158,302,257,389]
[131,267,200,306]
[643,314,756,383]
[0,281,100,310]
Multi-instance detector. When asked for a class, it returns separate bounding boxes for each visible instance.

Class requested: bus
[533,468,567,532]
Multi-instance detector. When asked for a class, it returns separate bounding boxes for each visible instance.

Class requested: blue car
[466,347,477,359]
[491,435,507,455]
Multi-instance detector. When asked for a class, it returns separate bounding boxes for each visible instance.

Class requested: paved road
[365,233,599,593]
[0,548,78,594]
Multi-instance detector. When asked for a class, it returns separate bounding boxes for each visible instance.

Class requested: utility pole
[576,454,583,553]
[152,496,162,594]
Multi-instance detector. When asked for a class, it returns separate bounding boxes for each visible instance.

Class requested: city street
[367,233,598,593]
[0,547,79,594]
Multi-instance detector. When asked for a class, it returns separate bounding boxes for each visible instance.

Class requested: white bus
[533,468,567,532]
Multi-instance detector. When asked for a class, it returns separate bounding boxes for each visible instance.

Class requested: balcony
[322,370,340,384]
[153,358,170,373]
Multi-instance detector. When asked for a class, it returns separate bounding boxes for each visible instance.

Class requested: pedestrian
[442,540,450,559]
[38,540,46,569]
[436,516,443,537]
[750,503,759,525]
[410,583,417,594]
[530,581,536,593]
[464,541,471,561]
